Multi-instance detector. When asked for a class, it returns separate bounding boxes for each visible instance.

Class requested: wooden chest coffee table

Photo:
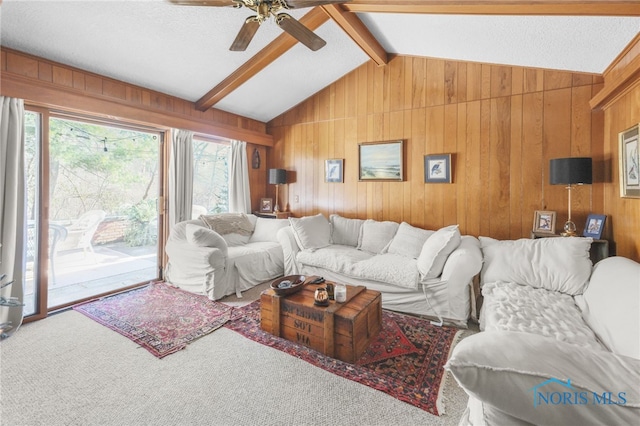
[260,281,382,363]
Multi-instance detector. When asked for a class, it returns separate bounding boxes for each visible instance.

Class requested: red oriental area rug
[224,300,462,416]
[74,282,237,358]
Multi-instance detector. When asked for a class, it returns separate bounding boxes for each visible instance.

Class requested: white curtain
[169,129,194,228]
[228,140,251,213]
[0,96,25,338]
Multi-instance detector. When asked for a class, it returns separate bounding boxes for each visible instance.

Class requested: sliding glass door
[23,111,163,316]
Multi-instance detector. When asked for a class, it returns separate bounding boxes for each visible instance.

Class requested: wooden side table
[530,232,610,264]
[253,211,291,219]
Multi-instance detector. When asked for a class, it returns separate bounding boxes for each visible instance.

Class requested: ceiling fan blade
[230,18,260,51]
[284,0,351,8]
[168,0,236,6]
[276,13,326,51]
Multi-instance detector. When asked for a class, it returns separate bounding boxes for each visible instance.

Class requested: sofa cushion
[185,224,228,256]
[297,245,372,274]
[351,253,419,289]
[387,222,435,259]
[578,256,640,359]
[357,219,399,254]
[481,281,602,350]
[289,214,331,251]
[446,331,640,426]
[480,236,592,295]
[249,218,289,243]
[330,214,364,247]
[417,225,461,279]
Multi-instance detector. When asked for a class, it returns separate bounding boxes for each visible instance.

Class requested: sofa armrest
[446,331,640,426]
[277,226,302,275]
[166,241,226,271]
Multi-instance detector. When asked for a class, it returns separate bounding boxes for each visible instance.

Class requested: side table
[253,211,291,219]
[530,232,610,264]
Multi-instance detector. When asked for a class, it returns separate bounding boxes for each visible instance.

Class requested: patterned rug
[74,282,236,358]
[225,300,462,416]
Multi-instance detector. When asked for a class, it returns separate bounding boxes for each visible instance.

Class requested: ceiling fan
[169,0,350,52]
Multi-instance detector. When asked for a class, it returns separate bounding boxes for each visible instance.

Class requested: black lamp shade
[268,168,287,185]
[550,157,592,185]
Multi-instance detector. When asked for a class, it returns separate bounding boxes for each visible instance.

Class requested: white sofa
[278,213,483,327]
[165,213,289,300]
[446,237,640,425]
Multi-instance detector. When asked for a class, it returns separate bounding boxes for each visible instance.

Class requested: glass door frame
[23,105,168,322]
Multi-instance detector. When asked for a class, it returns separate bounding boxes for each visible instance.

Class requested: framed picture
[583,214,606,240]
[358,140,404,181]
[325,159,344,183]
[260,198,273,213]
[533,210,557,234]
[619,124,640,198]
[424,154,452,183]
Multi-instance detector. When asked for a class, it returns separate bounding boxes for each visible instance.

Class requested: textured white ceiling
[357,13,640,74]
[1,1,639,125]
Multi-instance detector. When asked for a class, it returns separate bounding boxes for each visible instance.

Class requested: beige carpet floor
[0,282,474,426]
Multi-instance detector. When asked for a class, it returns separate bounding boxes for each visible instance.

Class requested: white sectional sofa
[278,213,483,327]
[446,237,640,425]
[165,213,289,300]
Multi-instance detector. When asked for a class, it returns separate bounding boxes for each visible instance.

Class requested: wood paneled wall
[1,47,271,145]
[268,55,607,245]
[593,35,640,261]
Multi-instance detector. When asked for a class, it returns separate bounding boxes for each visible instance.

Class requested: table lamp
[268,168,287,213]
[549,157,592,237]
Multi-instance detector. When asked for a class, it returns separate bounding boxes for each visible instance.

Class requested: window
[192,138,230,216]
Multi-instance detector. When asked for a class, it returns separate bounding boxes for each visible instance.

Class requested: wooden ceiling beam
[342,1,640,16]
[195,7,329,111]
[321,4,388,66]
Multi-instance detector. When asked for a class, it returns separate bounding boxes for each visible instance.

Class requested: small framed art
[619,124,640,198]
[358,140,404,181]
[424,154,452,183]
[533,210,556,234]
[260,198,273,213]
[583,214,606,240]
[325,159,344,183]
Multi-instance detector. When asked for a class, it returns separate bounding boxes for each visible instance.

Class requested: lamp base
[561,220,577,237]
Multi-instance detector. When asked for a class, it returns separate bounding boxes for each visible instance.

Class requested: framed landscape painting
[619,124,640,198]
[358,140,404,181]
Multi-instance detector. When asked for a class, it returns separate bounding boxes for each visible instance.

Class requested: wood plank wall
[595,35,640,262]
[1,47,271,215]
[268,55,607,244]
[0,47,270,144]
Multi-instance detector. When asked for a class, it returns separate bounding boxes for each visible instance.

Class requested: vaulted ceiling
[2,1,639,123]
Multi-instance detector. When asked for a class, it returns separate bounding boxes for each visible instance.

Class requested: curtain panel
[0,96,26,338]
[228,140,251,214]
[169,129,194,229]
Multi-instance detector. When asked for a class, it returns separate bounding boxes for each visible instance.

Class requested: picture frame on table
[619,124,640,198]
[424,154,452,183]
[533,210,556,234]
[358,140,404,181]
[583,214,606,240]
[260,198,273,213]
[325,159,344,183]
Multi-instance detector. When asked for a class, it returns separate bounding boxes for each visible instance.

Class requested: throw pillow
[446,331,640,426]
[357,219,399,254]
[249,218,290,243]
[479,236,592,295]
[330,214,364,247]
[199,213,253,235]
[387,222,435,259]
[416,224,461,278]
[185,224,228,256]
[289,214,331,251]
